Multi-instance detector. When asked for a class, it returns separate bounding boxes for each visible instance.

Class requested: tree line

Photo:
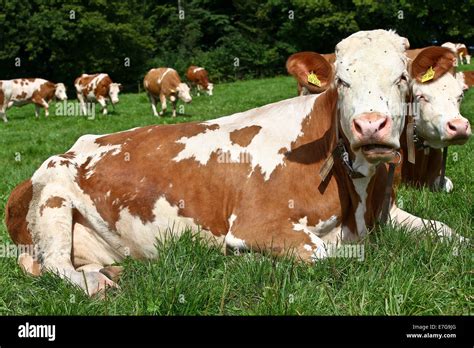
[0,0,472,93]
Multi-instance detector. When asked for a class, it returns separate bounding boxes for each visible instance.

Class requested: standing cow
[74,74,122,116]
[186,66,214,96]
[143,68,192,117]
[441,42,471,65]
[0,78,67,122]
[5,30,463,296]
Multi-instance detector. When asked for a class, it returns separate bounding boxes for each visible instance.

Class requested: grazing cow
[143,68,192,117]
[442,42,471,65]
[0,78,67,122]
[74,74,122,115]
[286,51,334,95]
[398,47,471,192]
[186,66,214,96]
[6,30,460,296]
[456,71,474,90]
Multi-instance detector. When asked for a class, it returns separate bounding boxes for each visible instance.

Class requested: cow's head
[176,83,192,103]
[335,30,410,167]
[54,83,68,101]
[108,83,122,104]
[207,83,214,96]
[410,47,471,148]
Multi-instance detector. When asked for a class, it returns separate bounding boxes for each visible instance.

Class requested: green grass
[0,74,472,315]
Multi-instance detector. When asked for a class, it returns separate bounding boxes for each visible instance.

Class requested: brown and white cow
[143,68,192,118]
[398,47,471,192]
[286,51,334,95]
[186,66,213,96]
[5,30,460,296]
[74,74,122,116]
[456,71,474,90]
[442,42,471,65]
[0,78,67,122]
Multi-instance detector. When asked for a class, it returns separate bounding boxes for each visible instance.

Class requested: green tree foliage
[0,0,472,91]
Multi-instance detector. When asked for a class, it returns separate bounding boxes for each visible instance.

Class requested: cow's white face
[413,73,471,148]
[455,72,469,91]
[335,30,409,165]
[177,83,192,103]
[55,83,68,100]
[207,83,214,96]
[109,83,122,104]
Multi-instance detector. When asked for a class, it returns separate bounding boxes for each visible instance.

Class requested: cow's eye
[457,95,464,103]
[337,78,350,88]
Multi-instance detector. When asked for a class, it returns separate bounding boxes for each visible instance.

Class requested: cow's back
[144,68,180,97]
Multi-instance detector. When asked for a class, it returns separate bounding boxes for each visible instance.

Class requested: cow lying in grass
[5,30,464,296]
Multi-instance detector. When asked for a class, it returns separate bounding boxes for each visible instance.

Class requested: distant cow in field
[456,71,474,90]
[0,78,67,122]
[441,42,471,65]
[74,74,122,115]
[186,66,213,96]
[144,68,192,117]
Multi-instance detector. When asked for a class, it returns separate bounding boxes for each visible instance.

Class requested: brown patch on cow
[59,151,76,160]
[5,179,34,245]
[60,160,71,167]
[322,53,336,65]
[0,88,4,106]
[36,81,56,102]
[75,73,100,97]
[286,51,334,94]
[229,125,261,147]
[47,160,56,168]
[39,196,66,216]
[17,91,28,99]
[463,71,474,87]
[143,68,182,98]
[95,75,112,99]
[411,46,457,82]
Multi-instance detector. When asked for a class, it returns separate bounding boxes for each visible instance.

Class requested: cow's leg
[159,94,167,116]
[196,84,201,96]
[32,185,118,296]
[147,93,159,117]
[389,204,466,242]
[77,94,87,115]
[432,176,454,193]
[0,107,8,123]
[97,97,107,115]
[170,96,177,117]
[466,55,471,65]
[34,105,41,118]
[32,97,49,117]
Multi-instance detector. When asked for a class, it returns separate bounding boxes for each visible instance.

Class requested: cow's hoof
[80,271,119,297]
[18,253,42,277]
[432,176,453,193]
[99,265,124,283]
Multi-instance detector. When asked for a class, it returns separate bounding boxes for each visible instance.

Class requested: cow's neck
[291,87,381,236]
[400,90,443,187]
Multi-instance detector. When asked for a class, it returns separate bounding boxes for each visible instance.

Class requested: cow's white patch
[158,68,172,84]
[228,214,237,230]
[173,94,319,180]
[292,215,339,237]
[352,176,371,237]
[225,231,246,250]
[193,67,204,74]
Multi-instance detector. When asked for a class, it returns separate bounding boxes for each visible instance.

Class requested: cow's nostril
[378,118,387,131]
[447,122,457,132]
[354,120,363,134]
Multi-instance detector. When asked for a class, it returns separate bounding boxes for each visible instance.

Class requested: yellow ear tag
[307,72,322,87]
[421,66,435,83]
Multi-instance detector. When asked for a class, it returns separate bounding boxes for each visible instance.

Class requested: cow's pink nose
[353,113,391,139]
[446,118,471,139]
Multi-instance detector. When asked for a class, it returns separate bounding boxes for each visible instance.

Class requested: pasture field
[0,72,472,315]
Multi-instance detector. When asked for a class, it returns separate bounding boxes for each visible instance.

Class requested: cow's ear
[411,46,456,83]
[286,52,334,94]
[118,83,123,91]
